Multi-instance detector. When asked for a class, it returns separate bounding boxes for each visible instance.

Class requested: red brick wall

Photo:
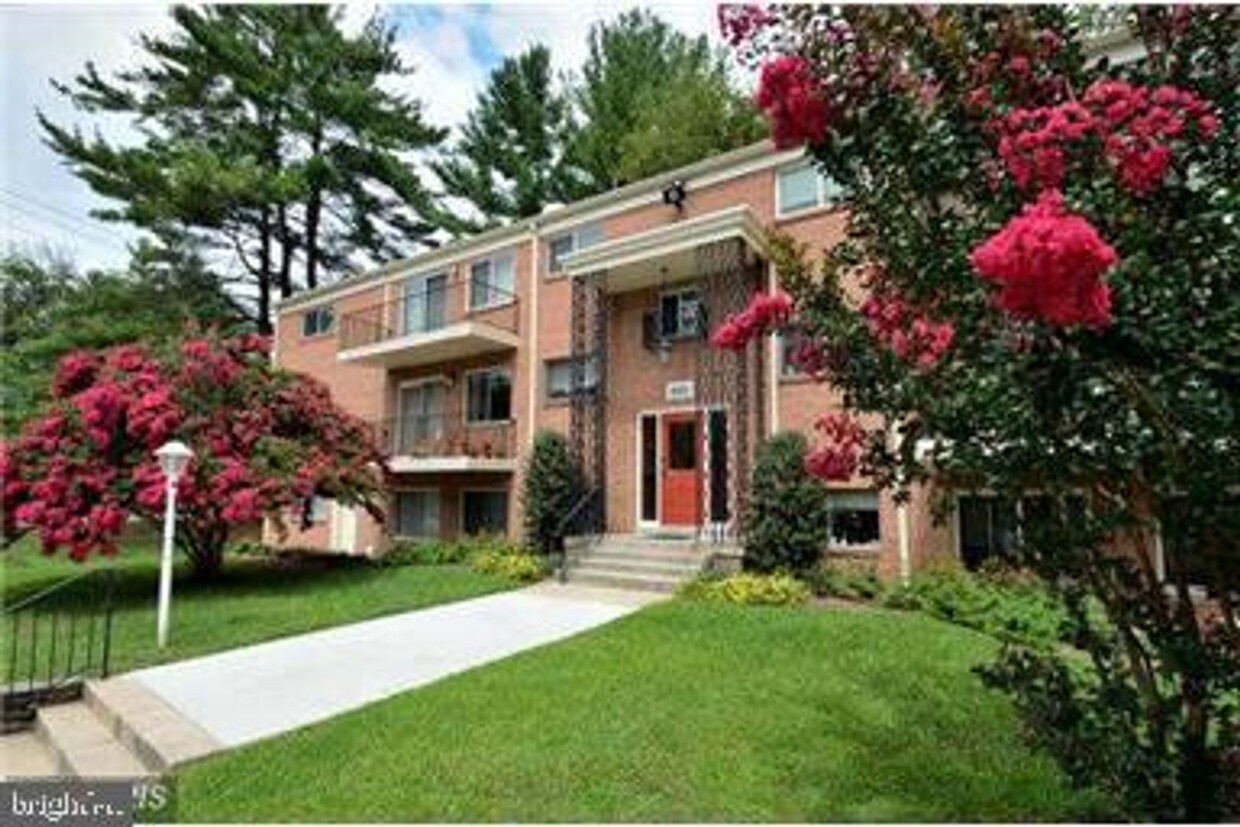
[271,150,966,574]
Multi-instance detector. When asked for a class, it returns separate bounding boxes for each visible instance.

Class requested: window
[827,491,880,549]
[667,420,697,470]
[778,332,807,378]
[958,495,1018,570]
[402,273,448,334]
[301,305,335,337]
[776,164,844,216]
[306,496,331,523]
[395,490,440,538]
[397,381,446,453]
[469,254,515,310]
[659,289,703,340]
[546,223,604,276]
[465,369,512,423]
[545,356,599,400]
[463,490,508,535]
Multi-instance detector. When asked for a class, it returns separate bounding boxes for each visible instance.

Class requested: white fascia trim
[560,206,768,277]
[387,457,517,474]
[336,321,521,364]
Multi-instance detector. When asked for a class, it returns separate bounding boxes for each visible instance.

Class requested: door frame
[632,404,729,533]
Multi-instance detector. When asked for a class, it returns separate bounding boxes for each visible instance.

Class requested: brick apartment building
[269,140,1015,581]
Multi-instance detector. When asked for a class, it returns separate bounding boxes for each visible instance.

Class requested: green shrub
[469,548,548,583]
[741,432,830,574]
[884,563,1067,648]
[379,540,471,567]
[678,572,810,607]
[807,559,885,601]
[521,430,583,554]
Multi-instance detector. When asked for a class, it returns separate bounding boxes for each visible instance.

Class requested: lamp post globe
[154,440,194,648]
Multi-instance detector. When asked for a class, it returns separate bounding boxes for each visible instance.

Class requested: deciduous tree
[720,4,1238,819]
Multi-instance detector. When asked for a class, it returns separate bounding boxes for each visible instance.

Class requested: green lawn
[174,601,1112,823]
[2,536,516,677]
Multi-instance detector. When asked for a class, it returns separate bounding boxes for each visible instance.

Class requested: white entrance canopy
[559,205,769,292]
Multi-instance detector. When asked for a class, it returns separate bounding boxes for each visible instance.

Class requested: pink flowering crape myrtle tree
[2,335,386,578]
[718,5,1237,820]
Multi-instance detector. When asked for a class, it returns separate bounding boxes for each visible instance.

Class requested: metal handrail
[373,415,516,460]
[3,567,116,730]
[553,486,601,583]
[338,280,520,351]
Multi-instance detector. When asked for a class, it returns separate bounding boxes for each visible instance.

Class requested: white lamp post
[155,440,194,649]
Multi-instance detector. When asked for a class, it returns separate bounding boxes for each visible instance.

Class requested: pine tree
[432,46,586,235]
[38,5,445,331]
[570,9,764,191]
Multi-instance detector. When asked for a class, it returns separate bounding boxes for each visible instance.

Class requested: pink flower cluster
[710,291,794,351]
[717,4,772,48]
[970,190,1118,328]
[755,56,829,149]
[992,80,1219,196]
[1083,80,1219,196]
[804,413,865,482]
[3,334,384,562]
[991,102,1095,191]
[860,294,955,368]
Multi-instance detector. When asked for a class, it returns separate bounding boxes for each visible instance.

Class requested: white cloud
[1,4,173,270]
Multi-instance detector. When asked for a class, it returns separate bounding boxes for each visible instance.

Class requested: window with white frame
[462,490,508,535]
[305,496,331,523]
[469,253,515,310]
[776,164,845,216]
[659,289,703,340]
[545,356,599,400]
[395,490,440,538]
[301,305,335,337]
[465,368,512,423]
[827,490,881,549]
[778,331,807,378]
[546,223,604,275]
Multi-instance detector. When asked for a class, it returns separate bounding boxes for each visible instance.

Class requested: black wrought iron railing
[339,280,519,351]
[374,414,516,461]
[3,568,116,732]
[553,486,602,583]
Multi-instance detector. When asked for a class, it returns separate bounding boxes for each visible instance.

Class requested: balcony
[376,414,517,474]
[338,280,520,369]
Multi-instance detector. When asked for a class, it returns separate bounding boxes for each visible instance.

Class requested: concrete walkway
[128,583,660,749]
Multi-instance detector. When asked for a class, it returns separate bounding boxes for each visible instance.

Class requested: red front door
[661,413,702,526]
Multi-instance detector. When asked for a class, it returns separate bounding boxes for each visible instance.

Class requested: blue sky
[0,2,721,273]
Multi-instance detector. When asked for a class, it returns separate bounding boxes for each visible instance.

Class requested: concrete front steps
[5,677,220,779]
[565,533,708,593]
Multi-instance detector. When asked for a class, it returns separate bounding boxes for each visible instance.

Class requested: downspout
[526,220,541,448]
[767,261,779,435]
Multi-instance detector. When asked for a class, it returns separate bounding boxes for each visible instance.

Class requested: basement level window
[301,305,335,337]
[395,490,440,539]
[463,490,508,536]
[827,490,880,550]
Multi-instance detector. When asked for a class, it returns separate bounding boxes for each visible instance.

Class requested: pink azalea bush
[3,335,385,575]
